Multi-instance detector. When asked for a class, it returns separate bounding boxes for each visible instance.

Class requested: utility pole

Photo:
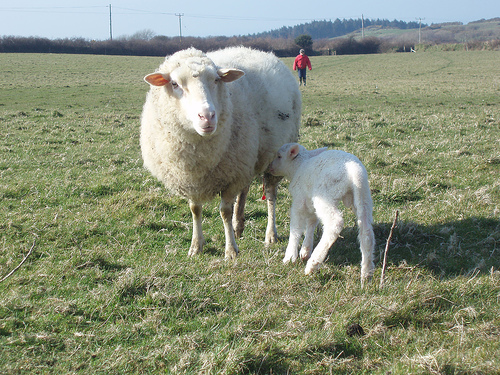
[109,4,113,40]
[417,17,425,44]
[361,14,364,38]
[176,13,184,43]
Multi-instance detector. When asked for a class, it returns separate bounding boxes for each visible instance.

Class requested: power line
[0,6,313,22]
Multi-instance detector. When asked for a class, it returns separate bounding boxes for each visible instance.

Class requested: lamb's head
[268,143,306,179]
[144,48,244,137]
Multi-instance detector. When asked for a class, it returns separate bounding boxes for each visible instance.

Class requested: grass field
[1,50,499,374]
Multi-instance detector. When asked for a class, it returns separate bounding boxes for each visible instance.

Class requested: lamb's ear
[289,144,300,160]
[309,147,328,157]
[144,73,170,86]
[218,69,245,82]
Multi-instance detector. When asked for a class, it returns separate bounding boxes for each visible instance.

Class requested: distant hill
[342,18,500,44]
[252,17,500,45]
[251,18,423,40]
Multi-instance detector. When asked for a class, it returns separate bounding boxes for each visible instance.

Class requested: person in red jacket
[293,49,312,86]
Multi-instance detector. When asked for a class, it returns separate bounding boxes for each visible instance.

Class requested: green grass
[1,51,499,374]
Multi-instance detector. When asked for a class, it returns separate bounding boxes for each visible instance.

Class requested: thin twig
[380,210,398,288]
[0,240,36,283]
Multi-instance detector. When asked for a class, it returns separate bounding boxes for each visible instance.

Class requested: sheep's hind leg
[188,201,205,256]
[220,195,239,260]
[263,173,282,245]
[233,185,249,239]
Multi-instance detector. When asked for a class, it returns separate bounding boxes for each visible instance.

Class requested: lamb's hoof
[283,254,298,264]
[360,273,374,288]
[361,265,375,286]
[304,261,320,275]
[300,248,312,261]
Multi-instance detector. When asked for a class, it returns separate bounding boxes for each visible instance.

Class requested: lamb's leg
[305,201,344,275]
[233,185,249,239]
[188,200,205,256]
[220,195,239,260]
[263,173,282,245]
[300,217,318,261]
[283,203,305,263]
[357,209,376,283]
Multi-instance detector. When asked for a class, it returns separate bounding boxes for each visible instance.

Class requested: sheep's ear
[289,144,300,160]
[218,69,245,82]
[144,73,170,86]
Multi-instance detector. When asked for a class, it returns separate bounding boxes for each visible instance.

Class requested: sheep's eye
[215,77,221,84]
[171,81,179,89]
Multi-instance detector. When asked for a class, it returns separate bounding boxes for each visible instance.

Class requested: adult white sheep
[140,47,301,260]
[268,143,375,282]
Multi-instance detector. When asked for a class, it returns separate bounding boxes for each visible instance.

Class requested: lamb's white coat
[269,143,375,281]
[140,47,301,259]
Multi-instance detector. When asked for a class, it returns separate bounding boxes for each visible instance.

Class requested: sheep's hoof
[233,222,244,239]
[188,244,203,257]
[188,248,201,257]
[225,247,238,260]
[188,237,205,257]
[264,230,278,246]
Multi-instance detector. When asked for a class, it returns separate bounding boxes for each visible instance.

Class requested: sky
[0,0,499,40]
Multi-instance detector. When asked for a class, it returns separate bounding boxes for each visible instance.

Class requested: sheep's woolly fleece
[141,47,301,203]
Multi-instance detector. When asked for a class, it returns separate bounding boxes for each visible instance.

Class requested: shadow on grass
[239,339,363,374]
[326,216,499,278]
[76,257,127,272]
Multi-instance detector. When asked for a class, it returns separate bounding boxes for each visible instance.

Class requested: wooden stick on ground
[380,210,399,288]
[0,240,36,283]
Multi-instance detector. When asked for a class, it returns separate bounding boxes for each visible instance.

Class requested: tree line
[0,18,425,57]
[0,34,419,57]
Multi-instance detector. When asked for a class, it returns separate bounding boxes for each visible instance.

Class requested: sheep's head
[144,50,244,137]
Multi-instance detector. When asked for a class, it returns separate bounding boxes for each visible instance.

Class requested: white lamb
[140,47,301,259]
[269,143,375,281]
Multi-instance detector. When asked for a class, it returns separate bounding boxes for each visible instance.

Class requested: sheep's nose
[198,111,216,125]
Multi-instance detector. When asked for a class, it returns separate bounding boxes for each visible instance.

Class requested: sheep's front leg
[233,185,249,239]
[264,173,281,245]
[188,200,205,256]
[220,195,239,260]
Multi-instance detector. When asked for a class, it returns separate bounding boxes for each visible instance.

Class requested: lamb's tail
[349,162,376,281]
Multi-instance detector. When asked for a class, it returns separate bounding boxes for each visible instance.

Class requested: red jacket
[293,54,312,70]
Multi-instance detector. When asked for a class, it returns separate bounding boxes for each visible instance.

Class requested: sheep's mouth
[198,125,216,135]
